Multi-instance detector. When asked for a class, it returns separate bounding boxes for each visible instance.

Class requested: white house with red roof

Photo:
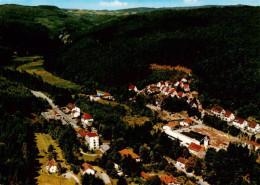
[188,142,206,158]
[180,119,193,126]
[183,84,190,92]
[211,107,225,118]
[174,81,179,87]
[247,122,260,133]
[129,85,138,92]
[157,81,165,87]
[199,109,207,118]
[81,163,95,175]
[90,95,101,101]
[181,77,188,83]
[244,140,260,151]
[164,87,171,95]
[78,130,99,150]
[46,158,59,173]
[232,117,247,129]
[177,91,184,98]
[176,157,186,169]
[179,81,184,88]
[170,89,177,98]
[165,81,173,87]
[190,101,197,109]
[223,111,235,122]
[160,85,166,92]
[81,113,94,127]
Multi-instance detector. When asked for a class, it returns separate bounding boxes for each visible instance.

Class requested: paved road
[63,172,80,184]
[31,90,78,128]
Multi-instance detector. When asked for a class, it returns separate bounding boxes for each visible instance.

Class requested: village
[35,70,260,185]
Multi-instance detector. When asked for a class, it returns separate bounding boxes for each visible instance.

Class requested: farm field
[14,56,81,90]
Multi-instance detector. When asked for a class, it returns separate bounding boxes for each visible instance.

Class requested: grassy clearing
[123,115,150,126]
[35,133,76,185]
[15,56,81,91]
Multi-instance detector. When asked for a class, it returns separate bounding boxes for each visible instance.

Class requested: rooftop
[118,148,140,159]
[181,131,206,142]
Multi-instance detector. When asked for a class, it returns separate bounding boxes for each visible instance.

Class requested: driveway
[63,172,80,184]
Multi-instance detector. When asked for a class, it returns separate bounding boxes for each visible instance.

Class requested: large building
[78,130,99,150]
[164,128,209,148]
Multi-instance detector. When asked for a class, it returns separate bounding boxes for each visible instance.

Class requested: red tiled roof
[199,108,204,112]
[165,122,178,128]
[178,91,184,97]
[82,163,94,171]
[47,158,58,167]
[140,171,150,179]
[179,81,183,86]
[102,93,111,97]
[91,95,99,97]
[66,103,75,110]
[183,84,189,89]
[160,174,178,184]
[78,130,98,138]
[165,88,170,92]
[177,157,186,164]
[129,85,136,90]
[190,102,196,106]
[118,149,140,159]
[246,140,260,146]
[224,111,232,118]
[161,86,165,91]
[248,122,258,128]
[233,117,245,124]
[211,107,223,113]
[86,130,98,137]
[81,113,93,120]
[170,89,176,94]
[188,142,203,153]
[183,118,193,124]
[186,94,191,99]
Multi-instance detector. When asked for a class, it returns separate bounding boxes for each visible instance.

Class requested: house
[46,158,59,173]
[157,81,165,87]
[198,102,203,109]
[160,86,166,92]
[181,77,187,83]
[245,140,260,151]
[164,87,170,95]
[176,157,186,169]
[147,85,156,94]
[140,171,150,180]
[90,95,101,101]
[114,163,124,176]
[163,122,178,132]
[232,117,247,129]
[211,107,225,118]
[81,163,95,175]
[101,93,114,100]
[190,101,197,109]
[188,142,206,158]
[223,111,235,122]
[166,81,173,87]
[199,109,206,118]
[78,130,99,150]
[160,174,179,185]
[81,113,94,127]
[247,122,260,133]
[85,131,99,150]
[179,81,184,88]
[174,81,179,87]
[183,84,190,92]
[118,148,140,162]
[177,91,184,98]
[170,89,177,98]
[164,129,209,147]
[66,103,76,111]
[129,85,138,92]
[71,109,80,118]
[180,119,193,126]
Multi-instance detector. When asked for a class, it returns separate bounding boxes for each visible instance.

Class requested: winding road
[31,90,78,128]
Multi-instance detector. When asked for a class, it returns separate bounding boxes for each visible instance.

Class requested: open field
[123,115,150,126]
[35,133,77,185]
[14,56,81,90]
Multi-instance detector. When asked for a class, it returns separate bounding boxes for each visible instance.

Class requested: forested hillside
[44,6,260,119]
